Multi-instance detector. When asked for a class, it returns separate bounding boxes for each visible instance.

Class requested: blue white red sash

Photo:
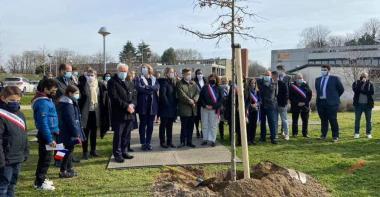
[207,85,220,119]
[250,90,258,103]
[291,84,306,99]
[0,108,26,131]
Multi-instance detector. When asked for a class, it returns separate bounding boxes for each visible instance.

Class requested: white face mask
[321,70,328,76]
[86,75,95,83]
[142,67,148,76]
[197,74,203,80]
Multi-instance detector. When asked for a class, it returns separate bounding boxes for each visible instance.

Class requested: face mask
[168,73,175,79]
[73,72,79,77]
[142,67,148,76]
[184,75,191,82]
[73,94,80,100]
[6,101,20,112]
[86,76,95,83]
[105,76,111,81]
[296,79,303,84]
[321,70,328,76]
[209,79,216,85]
[197,74,203,80]
[263,76,271,82]
[64,71,72,79]
[117,72,128,81]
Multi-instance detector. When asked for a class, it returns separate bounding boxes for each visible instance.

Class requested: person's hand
[251,103,257,108]
[206,105,213,110]
[77,137,82,145]
[189,99,195,105]
[127,104,135,113]
[49,141,57,148]
[298,102,305,107]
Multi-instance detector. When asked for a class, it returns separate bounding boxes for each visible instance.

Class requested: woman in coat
[99,72,112,139]
[193,69,207,138]
[199,74,223,147]
[158,67,177,148]
[245,78,259,145]
[57,85,86,178]
[78,67,101,159]
[136,64,160,151]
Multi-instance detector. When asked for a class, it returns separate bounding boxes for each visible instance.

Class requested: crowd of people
[0,62,375,194]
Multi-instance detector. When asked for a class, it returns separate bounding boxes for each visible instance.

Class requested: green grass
[16,110,380,196]
[21,94,34,106]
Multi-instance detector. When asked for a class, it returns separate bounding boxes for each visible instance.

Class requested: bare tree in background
[341,50,372,87]
[298,25,331,48]
[175,48,203,61]
[361,18,380,38]
[327,35,346,47]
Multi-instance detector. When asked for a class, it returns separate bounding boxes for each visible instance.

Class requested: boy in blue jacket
[32,79,59,191]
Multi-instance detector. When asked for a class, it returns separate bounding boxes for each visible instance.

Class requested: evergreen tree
[161,48,177,65]
[119,41,136,65]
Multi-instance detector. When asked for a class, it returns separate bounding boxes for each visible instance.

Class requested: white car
[3,77,35,93]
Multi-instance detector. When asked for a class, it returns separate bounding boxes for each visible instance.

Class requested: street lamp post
[98,27,111,74]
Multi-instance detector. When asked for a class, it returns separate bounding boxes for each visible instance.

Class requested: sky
[0,0,379,67]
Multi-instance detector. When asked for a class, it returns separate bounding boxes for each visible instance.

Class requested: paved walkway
[107,122,240,169]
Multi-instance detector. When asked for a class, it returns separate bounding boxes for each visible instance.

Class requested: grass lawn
[16,110,380,196]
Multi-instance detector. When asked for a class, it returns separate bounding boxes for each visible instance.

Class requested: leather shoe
[122,153,134,160]
[114,157,124,163]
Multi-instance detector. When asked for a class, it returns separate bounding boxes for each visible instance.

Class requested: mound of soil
[152,161,331,197]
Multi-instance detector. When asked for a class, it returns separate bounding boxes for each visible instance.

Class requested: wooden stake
[234,44,250,179]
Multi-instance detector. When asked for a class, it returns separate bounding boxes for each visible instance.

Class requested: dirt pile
[152,161,331,197]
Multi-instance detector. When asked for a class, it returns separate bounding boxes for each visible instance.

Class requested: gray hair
[116,63,128,70]
[294,72,303,78]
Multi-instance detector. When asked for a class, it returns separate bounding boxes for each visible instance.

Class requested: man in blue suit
[315,65,344,142]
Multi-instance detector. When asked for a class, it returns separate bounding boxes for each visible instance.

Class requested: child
[0,86,29,196]
[32,79,59,191]
[58,85,85,178]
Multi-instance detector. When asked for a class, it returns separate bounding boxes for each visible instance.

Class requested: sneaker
[44,179,54,186]
[367,134,373,139]
[284,135,289,141]
[35,182,56,191]
[333,138,339,143]
[354,134,360,139]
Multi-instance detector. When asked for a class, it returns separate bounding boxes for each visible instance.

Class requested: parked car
[30,80,39,92]
[3,77,35,93]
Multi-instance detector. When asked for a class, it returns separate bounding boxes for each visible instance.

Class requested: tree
[119,41,136,65]
[327,35,346,47]
[136,41,151,63]
[161,48,177,65]
[247,61,266,77]
[175,48,203,61]
[298,25,331,48]
[361,18,380,38]
[149,52,161,63]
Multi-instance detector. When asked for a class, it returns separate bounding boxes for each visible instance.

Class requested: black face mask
[209,80,216,85]
[6,101,20,113]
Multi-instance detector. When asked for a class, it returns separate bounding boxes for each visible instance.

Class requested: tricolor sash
[0,108,26,131]
[291,84,307,99]
[207,85,220,119]
[250,90,258,103]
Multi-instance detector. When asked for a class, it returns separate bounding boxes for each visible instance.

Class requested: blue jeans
[260,107,276,141]
[0,163,21,197]
[354,104,372,134]
[275,105,289,136]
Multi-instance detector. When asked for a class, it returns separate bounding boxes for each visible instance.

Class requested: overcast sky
[0,0,379,67]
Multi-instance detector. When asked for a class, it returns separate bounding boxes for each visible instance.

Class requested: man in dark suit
[315,64,344,142]
[108,63,137,163]
[55,64,76,103]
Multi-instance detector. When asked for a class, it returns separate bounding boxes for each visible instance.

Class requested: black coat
[99,81,111,138]
[257,79,276,109]
[194,77,207,118]
[289,82,312,112]
[276,80,288,107]
[107,74,137,122]
[77,75,101,127]
[352,80,374,108]
[199,85,224,110]
[158,78,177,118]
[57,96,86,146]
[55,76,76,103]
[0,102,28,167]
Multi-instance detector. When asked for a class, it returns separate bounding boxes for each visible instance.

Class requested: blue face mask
[105,76,111,81]
[73,94,80,100]
[117,72,128,81]
[263,76,271,82]
[6,101,20,112]
[64,71,72,79]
